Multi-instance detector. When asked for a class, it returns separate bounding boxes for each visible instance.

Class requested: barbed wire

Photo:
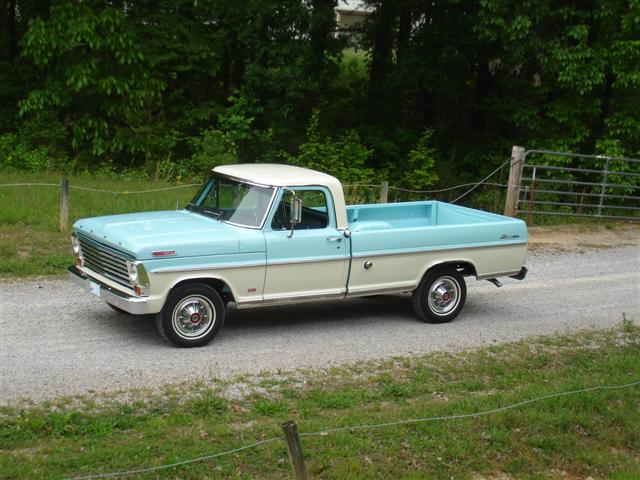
[2,158,511,199]
[301,379,640,437]
[64,437,280,480]
[451,157,511,204]
[0,183,200,194]
[0,181,508,195]
[343,181,507,194]
[62,379,639,480]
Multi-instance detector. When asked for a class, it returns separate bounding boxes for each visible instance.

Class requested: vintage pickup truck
[69,164,528,347]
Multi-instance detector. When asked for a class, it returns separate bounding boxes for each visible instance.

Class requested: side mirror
[288,195,302,237]
[291,197,302,224]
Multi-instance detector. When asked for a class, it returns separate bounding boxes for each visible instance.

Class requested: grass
[1,324,639,479]
[0,170,200,277]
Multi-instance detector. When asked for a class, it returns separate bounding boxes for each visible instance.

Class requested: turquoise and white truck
[69,164,528,347]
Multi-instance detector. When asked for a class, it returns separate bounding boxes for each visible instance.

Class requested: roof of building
[335,0,372,13]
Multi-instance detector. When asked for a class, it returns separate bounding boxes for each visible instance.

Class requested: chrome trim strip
[69,266,152,315]
[150,255,347,274]
[351,241,527,259]
[150,261,265,274]
[237,291,346,308]
[267,256,348,266]
[346,284,416,297]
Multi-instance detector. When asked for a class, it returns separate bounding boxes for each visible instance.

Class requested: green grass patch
[0,170,200,277]
[1,325,639,479]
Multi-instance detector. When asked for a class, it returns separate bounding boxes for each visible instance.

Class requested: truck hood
[73,210,243,259]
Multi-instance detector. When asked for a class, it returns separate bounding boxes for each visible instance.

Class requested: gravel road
[1,245,639,404]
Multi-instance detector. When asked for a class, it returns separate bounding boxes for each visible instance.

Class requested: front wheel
[412,267,466,323]
[156,283,225,347]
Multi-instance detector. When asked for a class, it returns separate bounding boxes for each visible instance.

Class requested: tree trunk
[367,1,398,125]
[310,0,337,65]
[7,0,18,61]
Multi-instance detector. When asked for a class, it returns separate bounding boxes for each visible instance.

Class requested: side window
[271,189,330,230]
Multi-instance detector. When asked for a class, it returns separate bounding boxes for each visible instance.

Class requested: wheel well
[427,261,477,279]
[171,278,236,304]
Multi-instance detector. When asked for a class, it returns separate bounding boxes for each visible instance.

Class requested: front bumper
[68,266,153,315]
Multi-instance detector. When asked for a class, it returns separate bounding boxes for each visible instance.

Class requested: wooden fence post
[379,180,389,203]
[60,177,69,233]
[504,146,525,217]
[281,421,307,480]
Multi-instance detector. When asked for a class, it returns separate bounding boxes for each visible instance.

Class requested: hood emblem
[152,250,177,257]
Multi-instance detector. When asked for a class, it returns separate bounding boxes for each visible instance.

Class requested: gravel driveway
[1,245,639,404]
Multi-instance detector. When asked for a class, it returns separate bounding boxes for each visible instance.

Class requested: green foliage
[19,2,164,161]
[2,0,640,187]
[389,130,439,190]
[283,110,375,184]
[188,128,238,177]
[0,133,50,171]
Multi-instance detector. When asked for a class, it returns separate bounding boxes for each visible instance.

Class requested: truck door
[263,187,349,302]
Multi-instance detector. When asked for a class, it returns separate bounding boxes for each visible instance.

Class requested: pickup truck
[69,164,528,347]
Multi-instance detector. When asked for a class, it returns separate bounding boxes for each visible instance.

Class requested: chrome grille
[78,234,133,288]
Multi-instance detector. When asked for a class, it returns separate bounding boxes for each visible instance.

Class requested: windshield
[189,174,275,228]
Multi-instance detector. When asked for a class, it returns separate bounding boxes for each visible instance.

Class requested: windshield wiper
[187,204,220,220]
[201,208,221,219]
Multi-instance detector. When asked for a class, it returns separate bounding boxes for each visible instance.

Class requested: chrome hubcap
[172,295,215,339]
[428,276,460,316]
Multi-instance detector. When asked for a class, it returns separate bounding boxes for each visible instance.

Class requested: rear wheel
[156,283,225,347]
[412,267,466,323]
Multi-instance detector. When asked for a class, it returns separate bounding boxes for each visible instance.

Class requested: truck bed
[347,201,517,230]
[345,201,527,290]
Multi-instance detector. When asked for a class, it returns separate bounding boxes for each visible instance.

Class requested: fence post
[60,177,69,233]
[281,421,307,480]
[504,146,525,217]
[597,156,610,217]
[379,180,389,203]
[527,167,537,227]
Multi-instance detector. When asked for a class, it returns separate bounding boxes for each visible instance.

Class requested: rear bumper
[68,266,153,315]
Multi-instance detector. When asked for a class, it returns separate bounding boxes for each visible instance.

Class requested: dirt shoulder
[528,222,640,253]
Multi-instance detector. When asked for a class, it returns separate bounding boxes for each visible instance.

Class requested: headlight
[127,261,138,283]
[127,261,150,296]
[71,235,81,256]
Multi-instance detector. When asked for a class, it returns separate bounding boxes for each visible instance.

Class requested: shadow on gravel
[90,310,163,346]
[223,294,417,331]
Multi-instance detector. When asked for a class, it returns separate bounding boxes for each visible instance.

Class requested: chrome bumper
[68,266,153,315]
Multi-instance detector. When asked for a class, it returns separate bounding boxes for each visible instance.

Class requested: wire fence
[64,379,640,480]
[0,163,511,233]
[0,182,201,194]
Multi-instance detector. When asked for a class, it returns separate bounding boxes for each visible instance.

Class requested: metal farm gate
[515,149,640,221]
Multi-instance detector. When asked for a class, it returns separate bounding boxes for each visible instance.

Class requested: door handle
[326,236,343,242]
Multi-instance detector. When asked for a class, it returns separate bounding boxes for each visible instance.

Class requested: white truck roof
[213,164,348,229]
